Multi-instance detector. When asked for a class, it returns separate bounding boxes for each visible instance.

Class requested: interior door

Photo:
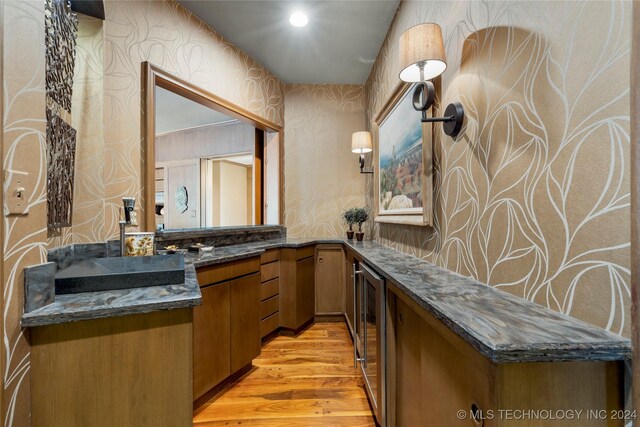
[264,131,280,224]
[163,159,200,229]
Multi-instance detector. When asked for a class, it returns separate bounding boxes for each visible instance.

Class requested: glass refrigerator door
[363,276,378,407]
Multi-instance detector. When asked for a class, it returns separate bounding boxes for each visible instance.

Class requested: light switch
[4,170,29,216]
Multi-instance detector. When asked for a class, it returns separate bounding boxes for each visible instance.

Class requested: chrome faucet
[119,197,136,257]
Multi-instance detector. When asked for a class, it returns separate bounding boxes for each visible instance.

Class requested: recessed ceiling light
[289,11,308,27]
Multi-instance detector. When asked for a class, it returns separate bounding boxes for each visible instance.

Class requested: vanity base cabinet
[230,273,261,372]
[388,287,625,427]
[260,249,281,339]
[194,257,261,404]
[30,309,193,427]
[280,246,315,332]
[193,282,230,400]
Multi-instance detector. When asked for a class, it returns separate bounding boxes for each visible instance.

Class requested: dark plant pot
[355,232,364,242]
[346,231,354,240]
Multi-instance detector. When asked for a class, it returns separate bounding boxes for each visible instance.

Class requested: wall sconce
[399,23,464,137]
[351,131,374,174]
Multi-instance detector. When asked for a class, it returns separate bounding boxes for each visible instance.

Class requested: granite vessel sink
[55,254,185,294]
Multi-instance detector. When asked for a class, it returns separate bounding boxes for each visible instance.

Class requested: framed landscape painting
[374,82,433,226]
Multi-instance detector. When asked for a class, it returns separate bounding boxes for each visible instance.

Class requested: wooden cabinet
[387,286,624,427]
[315,244,345,316]
[296,255,315,326]
[194,257,261,403]
[230,273,261,373]
[280,245,316,332]
[193,282,230,400]
[394,297,424,427]
[259,249,281,339]
[30,310,193,427]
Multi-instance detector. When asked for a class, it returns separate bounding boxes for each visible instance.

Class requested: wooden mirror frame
[141,62,284,231]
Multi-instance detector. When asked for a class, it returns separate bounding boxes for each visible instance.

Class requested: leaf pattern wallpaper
[2,0,285,424]
[3,2,48,425]
[284,84,367,237]
[102,0,284,239]
[0,0,633,425]
[365,0,631,337]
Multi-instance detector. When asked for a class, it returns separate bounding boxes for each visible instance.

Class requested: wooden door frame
[141,61,284,231]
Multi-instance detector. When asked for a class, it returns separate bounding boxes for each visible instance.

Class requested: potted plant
[342,208,356,239]
[353,207,369,242]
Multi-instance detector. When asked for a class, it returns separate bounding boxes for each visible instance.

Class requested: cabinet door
[395,298,425,427]
[344,253,356,336]
[394,297,492,427]
[230,273,261,373]
[295,256,315,328]
[315,246,345,315]
[193,283,230,400]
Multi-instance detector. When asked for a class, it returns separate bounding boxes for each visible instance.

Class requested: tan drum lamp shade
[351,131,373,174]
[351,131,372,154]
[399,23,446,82]
[398,22,465,138]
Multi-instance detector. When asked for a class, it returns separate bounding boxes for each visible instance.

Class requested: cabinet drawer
[260,295,279,320]
[260,278,279,301]
[197,257,260,287]
[260,311,279,338]
[296,245,315,260]
[261,261,280,282]
[261,249,280,264]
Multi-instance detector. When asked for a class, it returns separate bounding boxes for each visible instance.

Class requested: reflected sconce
[352,131,374,174]
[399,23,464,137]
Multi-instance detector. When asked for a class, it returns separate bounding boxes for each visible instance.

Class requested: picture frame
[374,82,434,227]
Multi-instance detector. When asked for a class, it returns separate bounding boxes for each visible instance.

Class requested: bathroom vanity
[21,226,631,427]
[22,244,201,426]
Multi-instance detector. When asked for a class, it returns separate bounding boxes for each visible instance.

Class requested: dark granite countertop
[20,237,333,328]
[185,237,343,268]
[156,224,286,241]
[21,264,201,327]
[22,235,630,364]
[342,240,630,363]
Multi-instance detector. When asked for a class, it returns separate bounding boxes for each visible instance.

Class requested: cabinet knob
[318,257,324,263]
[470,402,484,427]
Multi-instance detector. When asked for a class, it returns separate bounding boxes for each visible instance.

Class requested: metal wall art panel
[45,0,78,230]
[46,108,77,229]
[45,0,78,113]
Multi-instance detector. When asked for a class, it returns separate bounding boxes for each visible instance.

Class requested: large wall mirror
[142,62,282,232]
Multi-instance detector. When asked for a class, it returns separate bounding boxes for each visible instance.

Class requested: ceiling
[155,86,238,134]
[178,0,400,84]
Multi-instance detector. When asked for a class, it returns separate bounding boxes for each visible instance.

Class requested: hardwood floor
[193,322,376,426]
